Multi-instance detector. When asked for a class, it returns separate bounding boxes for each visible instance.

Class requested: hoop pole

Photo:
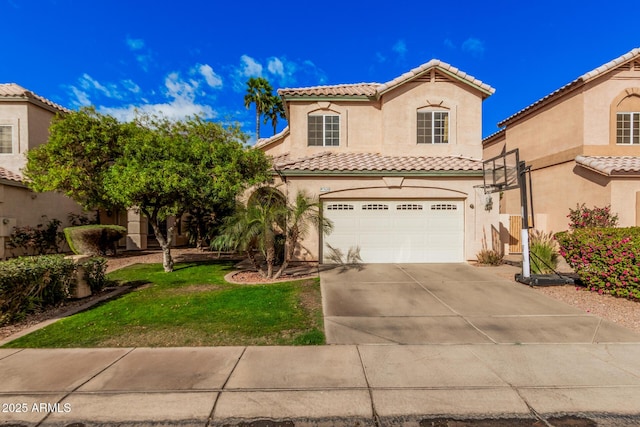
[518,160,531,279]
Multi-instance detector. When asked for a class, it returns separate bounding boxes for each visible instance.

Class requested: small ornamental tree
[25,107,125,219]
[25,109,271,273]
[104,115,271,272]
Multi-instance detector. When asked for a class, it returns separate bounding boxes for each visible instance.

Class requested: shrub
[475,227,503,266]
[555,227,640,300]
[8,217,64,256]
[0,255,76,325]
[68,212,97,226]
[529,230,559,274]
[568,204,618,229]
[80,257,109,293]
[476,249,504,265]
[64,225,127,256]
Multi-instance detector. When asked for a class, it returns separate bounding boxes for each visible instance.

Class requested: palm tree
[263,94,286,136]
[213,187,286,278]
[273,190,333,279]
[213,189,332,279]
[244,77,274,139]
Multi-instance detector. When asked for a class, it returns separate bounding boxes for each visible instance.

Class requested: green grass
[2,261,325,348]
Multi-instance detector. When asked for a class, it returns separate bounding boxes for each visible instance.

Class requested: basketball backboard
[482,149,520,193]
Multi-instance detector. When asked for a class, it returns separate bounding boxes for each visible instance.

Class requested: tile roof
[278,83,379,97]
[0,83,69,113]
[278,59,494,99]
[272,151,483,173]
[499,48,640,127]
[255,126,290,149]
[575,155,640,176]
[0,166,24,183]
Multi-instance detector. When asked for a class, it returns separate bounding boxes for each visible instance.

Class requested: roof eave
[280,95,373,102]
[274,169,483,177]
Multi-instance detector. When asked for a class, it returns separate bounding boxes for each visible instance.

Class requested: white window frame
[308,114,340,147]
[417,110,449,144]
[616,112,640,145]
[0,125,13,154]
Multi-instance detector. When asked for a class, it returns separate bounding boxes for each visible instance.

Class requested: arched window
[614,91,640,145]
[417,107,449,144]
[308,113,340,146]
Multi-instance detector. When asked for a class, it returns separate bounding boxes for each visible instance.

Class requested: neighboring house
[256,60,499,263]
[483,48,640,254]
[0,83,187,255]
[0,83,86,257]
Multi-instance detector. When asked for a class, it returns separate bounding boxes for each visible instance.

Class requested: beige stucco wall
[276,77,486,160]
[0,183,86,258]
[501,161,612,235]
[0,102,31,174]
[610,178,640,227]
[276,174,499,262]
[490,64,640,247]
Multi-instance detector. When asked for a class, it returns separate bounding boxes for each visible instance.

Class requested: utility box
[0,217,17,237]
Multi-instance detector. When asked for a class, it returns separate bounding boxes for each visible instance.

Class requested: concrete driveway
[320,263,640,344]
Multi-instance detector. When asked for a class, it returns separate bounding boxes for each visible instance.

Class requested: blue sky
[2,0,639,141]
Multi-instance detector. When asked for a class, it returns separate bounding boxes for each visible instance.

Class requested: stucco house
[0,83,86,258]
[256,60,499,263]
[483,48,640,254]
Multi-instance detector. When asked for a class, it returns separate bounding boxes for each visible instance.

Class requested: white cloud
[197,64,223,88]
[239,55,263,77]
[97,71,216,122]
[99,101,215,123]
[392,39,408,57]
[267,57,285,78]
[69,86,91,107]
[78,74,124,99]
[121,79,141,94]
[444,38,456,49]
[126,37,145,51]
[462,37,486,57]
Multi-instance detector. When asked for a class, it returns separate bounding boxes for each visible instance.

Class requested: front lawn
[2,261,324,348]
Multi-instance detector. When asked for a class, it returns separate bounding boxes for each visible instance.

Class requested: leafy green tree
[244,77,274,139]
[25,110,271,272]
[24,107,124,221]
[104,115,271,272]
[263,94,286,136]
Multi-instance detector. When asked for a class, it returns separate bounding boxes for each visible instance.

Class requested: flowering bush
[555,227,640,300]
[568,204,618,229]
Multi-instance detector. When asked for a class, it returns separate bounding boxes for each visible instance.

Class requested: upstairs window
[0,126,12,154]
[308,115,339,146]
[417,111,449,144]
[617,112,640,144]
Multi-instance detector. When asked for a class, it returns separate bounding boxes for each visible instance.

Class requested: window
[431,204,457,211]
[396,204,423,210]
[616,112,640,144]
[0,126,12,154]
[417,111,449,144]
[362,204,389,210]
[326,204,354,211]
[308,115,339,146]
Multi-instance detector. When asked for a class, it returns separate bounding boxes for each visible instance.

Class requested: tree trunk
[146,214,174,273]
[273,228,297,280]
[255,109,261,139]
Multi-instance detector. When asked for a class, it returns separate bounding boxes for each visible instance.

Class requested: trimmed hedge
[64,225,127,256]
[555,227,640,299]
[0,255,108,325]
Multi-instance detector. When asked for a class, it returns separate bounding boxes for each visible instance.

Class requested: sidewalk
[2,344,640,426]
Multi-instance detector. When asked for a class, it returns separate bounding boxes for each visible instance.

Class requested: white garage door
[323,200,464,263]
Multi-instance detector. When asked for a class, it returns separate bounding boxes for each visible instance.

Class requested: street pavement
[1,263,640,426]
